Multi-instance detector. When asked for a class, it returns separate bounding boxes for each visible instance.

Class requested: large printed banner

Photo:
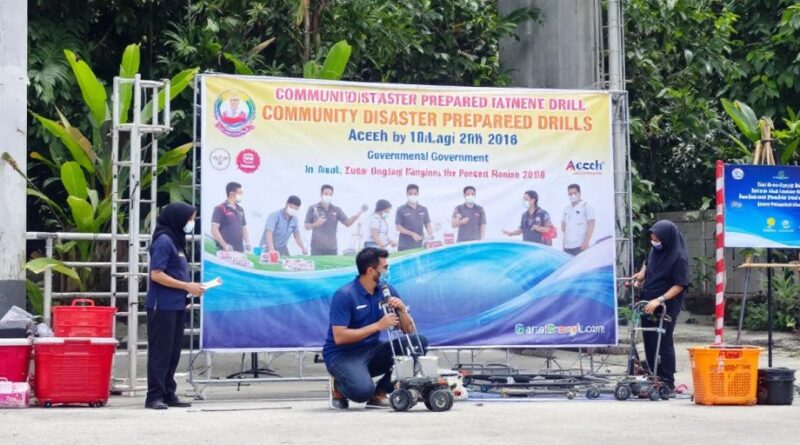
[200,75,617,351]
[725,164,800,248]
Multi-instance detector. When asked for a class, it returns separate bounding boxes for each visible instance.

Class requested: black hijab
[646,219,689,282]
[151,202,196,254]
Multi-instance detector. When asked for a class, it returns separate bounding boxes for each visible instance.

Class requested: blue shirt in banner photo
[145,234,190,310]
[261,209,300,249]
[322,278,399,366]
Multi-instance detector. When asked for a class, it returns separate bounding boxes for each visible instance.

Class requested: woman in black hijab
[631,219,689,391]
[144,202,205,409]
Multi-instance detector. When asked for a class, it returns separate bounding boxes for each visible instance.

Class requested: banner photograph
[200,75,617,350]
[724,164,800,248]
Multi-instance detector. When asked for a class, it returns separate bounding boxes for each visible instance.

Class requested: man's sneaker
[329,377,349,410]
[365,391,391,409]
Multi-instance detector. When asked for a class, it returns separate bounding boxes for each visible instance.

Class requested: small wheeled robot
[380,286,455,412]
[614,300,672,401]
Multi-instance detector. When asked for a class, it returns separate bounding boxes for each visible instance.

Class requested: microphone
[380,283,392,301]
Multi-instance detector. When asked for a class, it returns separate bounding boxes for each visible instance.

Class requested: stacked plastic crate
[34,299,117,407]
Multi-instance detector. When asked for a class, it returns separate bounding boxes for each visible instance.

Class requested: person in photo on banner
[210,182,250,252]
[323,247,428,410]
[304,184,367,256]
[395,184,433,251]
[561,184,596,255]
[260,195,308,256]
[630,219,689,393]
[145,202,205,410]
[503,190,554,245]
[220,94,247,125]
[364,199,396,249]
[452,185,487,243]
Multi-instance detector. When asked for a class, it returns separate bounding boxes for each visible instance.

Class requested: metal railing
[26,231,201,394]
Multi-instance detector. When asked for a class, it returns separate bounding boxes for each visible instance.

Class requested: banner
[200,75,617,350]
[724,164,800,248]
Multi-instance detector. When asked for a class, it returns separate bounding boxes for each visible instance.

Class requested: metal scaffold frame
[110,74,171,395]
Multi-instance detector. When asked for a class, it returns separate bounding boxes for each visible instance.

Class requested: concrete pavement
[2,322,799,445]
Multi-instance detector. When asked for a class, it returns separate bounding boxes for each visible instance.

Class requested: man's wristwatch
[657,295,666,303]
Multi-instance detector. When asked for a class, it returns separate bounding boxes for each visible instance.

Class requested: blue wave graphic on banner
[201,239,617,349]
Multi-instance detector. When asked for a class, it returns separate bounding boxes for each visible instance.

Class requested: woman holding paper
[144,202,205,410]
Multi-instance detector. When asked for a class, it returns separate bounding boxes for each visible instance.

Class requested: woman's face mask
[651,240,663,250]
[183,220,196,234]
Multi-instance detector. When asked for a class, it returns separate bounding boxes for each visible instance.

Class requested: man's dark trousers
[326,335,428,403]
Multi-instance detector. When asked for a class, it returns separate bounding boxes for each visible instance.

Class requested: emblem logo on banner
[209,148,231,170]
[214,90,256,137]
[236,148,260,174]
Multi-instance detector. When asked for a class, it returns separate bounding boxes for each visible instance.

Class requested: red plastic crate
[52,299,117,337]
[33,337,117,407]
[0,338,32,382]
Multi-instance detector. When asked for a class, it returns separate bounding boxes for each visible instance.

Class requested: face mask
[465,195,475,204]
[381,211,389,219]
[286,207,298,217]
[236,194,243,204]
[376,270,391,284]
[523,199,531,209]
[569,194,579,203]
[408,195,418,204]
[321,195,332,204]
[651,240,663,250]
[183,220,195,234]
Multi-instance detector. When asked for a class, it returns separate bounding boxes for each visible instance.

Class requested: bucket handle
[62,338,92,344]
[71,299,95,307]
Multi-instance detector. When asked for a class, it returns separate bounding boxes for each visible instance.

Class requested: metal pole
[43,238,53,325]
[128,74,143,395]
[767,249,773,367]
[111,77,120,330]
[608,0,630,280]
[736,268,751,345]
[188,74,201,386]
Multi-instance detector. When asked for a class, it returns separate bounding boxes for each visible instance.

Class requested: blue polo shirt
[260,209,299,249]
[322,278,399,366]
[145,234,189,310]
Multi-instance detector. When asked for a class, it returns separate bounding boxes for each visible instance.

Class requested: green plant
[24,257,82,315]
[630,166,663,263]
[18,44,197,296]
[691,255,714,295]
[734,270,800,331]
[618,306,634,324]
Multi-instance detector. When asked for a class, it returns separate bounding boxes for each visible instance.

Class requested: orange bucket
[688,345,762,406]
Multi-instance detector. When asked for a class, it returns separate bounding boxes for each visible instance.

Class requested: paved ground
[2,323,799,445]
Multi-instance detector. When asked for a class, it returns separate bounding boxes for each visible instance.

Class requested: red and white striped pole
[714,160,726,344]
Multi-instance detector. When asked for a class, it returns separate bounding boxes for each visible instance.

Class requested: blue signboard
[724,164,800,248]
